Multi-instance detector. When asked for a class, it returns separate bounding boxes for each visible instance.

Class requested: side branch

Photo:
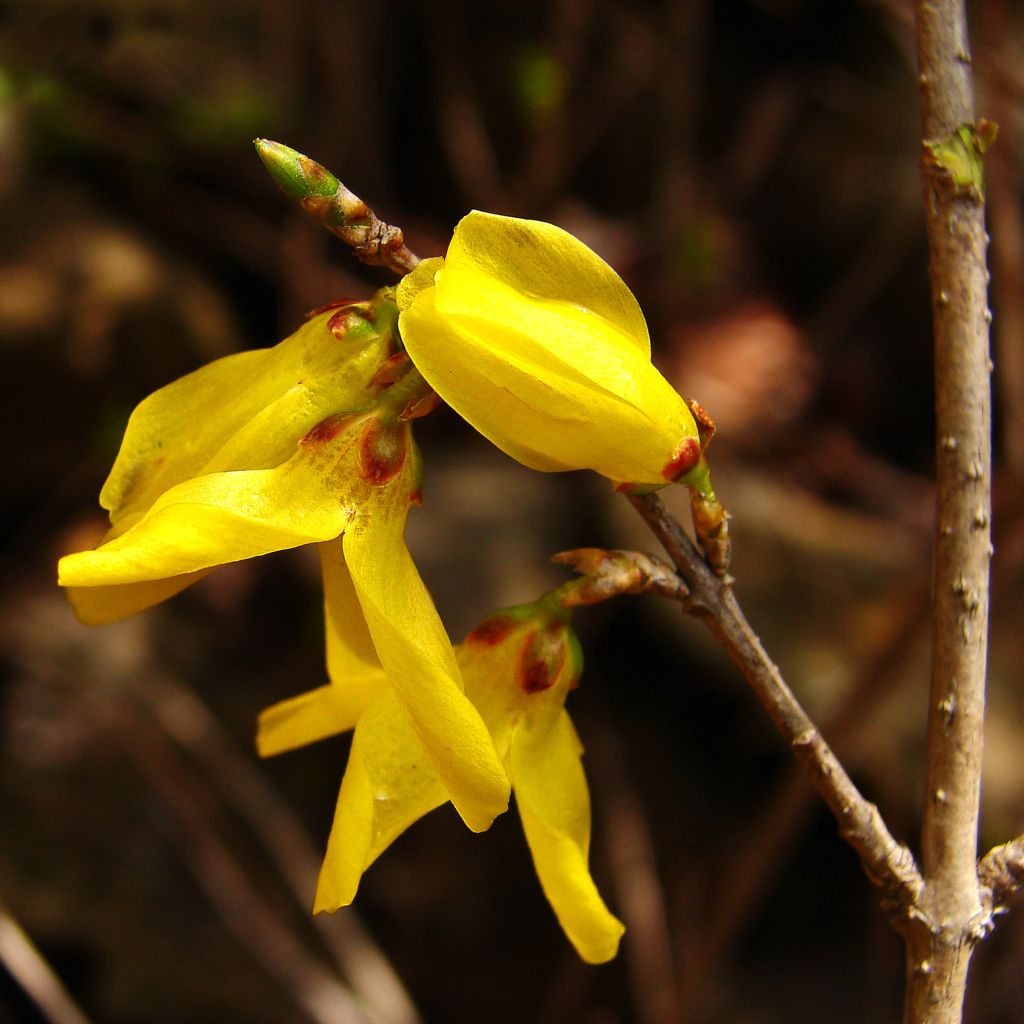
[978,835,1024,911]
[627,492,924,910]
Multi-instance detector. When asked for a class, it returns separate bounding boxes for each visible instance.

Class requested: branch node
[978,834,1024,910]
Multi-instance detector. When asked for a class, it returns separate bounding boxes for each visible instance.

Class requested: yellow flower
[258,591,626,965]
[58,293,509,832]
[396,210,701,490]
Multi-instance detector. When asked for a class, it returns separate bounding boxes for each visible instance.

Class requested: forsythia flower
[57,294,509,831]
[397,210,701,490]
[258,589,626,964]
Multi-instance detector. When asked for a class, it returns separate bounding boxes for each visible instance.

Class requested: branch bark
[908,1,995,1020]
[627,493,924,912]
[619,6,993,1021]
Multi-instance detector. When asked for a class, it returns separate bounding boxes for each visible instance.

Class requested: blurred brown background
[2,1,1023,1021]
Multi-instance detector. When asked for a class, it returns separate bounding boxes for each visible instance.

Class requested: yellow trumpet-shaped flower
[58,293,509,832]
[397,210,701,490]
[258,591,626,965]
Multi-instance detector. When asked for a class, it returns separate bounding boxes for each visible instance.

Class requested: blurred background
[1,0,1023,1021]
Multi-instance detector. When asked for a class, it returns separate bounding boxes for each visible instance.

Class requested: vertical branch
[909,2,994,1021]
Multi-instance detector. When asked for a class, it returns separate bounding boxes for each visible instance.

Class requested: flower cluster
[59,208,703,962]
[258,588,625,964]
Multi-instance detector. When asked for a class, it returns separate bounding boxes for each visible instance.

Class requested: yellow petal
[400,289,696,485]
[435,264,655,404]
[256,683,364,757]
[102,307,394,534]
[101,349,268,532]
[457,608,579,759]
[511,710,624,963]
[343,456,510,833]
[58,414,369,592]
[319,538,382,684]
[395,257,443,312]
[257,542,387,757]
[63,567,215,626]
[314,690,447,912]
[446,211,650,356]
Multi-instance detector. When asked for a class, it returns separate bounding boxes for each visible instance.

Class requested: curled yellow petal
[459,605,578,757]
[343,466,511,833]
[511,710,624,964]
[257,683,369,758]
[444,211,650,356]
[58,414,369,595]
[319,539,383,685]
[63,567,215,626]
[255,539,387,758]
[102,306,395,535]
[395,257,442,312]
[403,288,697,484]
[314,691,447,912]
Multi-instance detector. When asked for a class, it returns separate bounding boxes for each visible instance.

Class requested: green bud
[254,138,340,200]
[254,139,418,273]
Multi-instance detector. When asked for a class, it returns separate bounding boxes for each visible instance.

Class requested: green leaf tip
[254,138,339,201]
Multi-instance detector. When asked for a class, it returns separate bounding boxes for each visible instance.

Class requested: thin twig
[588,719,680,1024]
[425,3,509,211]
[516,0,592,211]
[626,492,924,911]
[552,547,689,606]
[0,904,92,1024]
[683,574,931,1015]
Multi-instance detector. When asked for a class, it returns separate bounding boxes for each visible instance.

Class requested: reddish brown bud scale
[327,305,376,339]
[661,437,701,482]
[327,309,352,337]
[301,195,334,219]
[517,627,567,695]
[300,413,357,447]
[688,399,717,449]
[408,487,423,508]
[306,298,358,319]
[519,658,554,693]
[358,418,408,485]
[465,614,517,647]
[369,352,411,388]
[400,390,442,422]
[298,155,332,189]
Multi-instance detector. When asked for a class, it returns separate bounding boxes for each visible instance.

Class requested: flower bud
[397,211,701,489]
